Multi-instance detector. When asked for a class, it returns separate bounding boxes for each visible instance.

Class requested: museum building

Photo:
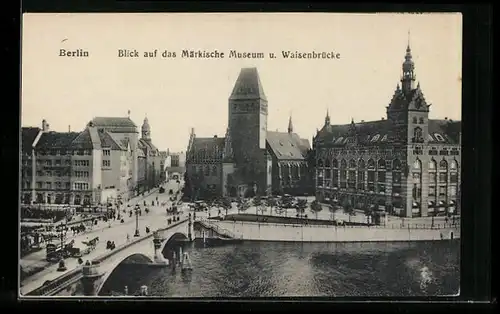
[185,68,312,199]
[312,44,461,217]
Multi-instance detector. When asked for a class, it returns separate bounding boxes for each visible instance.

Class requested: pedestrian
[127,234,130,242]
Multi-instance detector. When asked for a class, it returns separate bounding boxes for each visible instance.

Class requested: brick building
[185,68,311,199]
[312,44,461,217]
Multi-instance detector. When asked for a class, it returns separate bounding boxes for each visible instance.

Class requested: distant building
[312,44,461,218]
[165,150,186,180]
[138,117,162,191]
[185,68,311,200]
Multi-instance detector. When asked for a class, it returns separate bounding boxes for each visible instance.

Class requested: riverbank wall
[210,221,460,242]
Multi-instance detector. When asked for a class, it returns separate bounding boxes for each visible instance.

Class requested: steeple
[141,115,151,141]
[288,115,293,133]
[229,68,267,102]
[401,31,416,93]
[324,108,330,126]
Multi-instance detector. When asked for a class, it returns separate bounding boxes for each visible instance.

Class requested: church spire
[325,108,330,126]
[141,115,151,141]
[288,115,293,133]
[401,33,416,94]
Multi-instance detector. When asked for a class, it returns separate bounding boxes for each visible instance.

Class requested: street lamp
[134,205,140,237]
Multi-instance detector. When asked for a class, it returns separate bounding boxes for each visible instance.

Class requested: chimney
[445,117,448,120]
[214,135,217,138]
[41,119,50,132]
[68,125,71,132]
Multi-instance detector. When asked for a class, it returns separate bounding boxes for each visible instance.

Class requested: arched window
[340,159,347,188]
[450,160,457,170]
[358,159,365,170]
[325,159,331,168]
[367,159,375,169]
[317,159,324,167]
[413,127,423,142]
[371,134,380,142]
[392,159,401,171]
[413,159,421,170]
[392,159,402,193]
[332,159,339,188]
[357,159,365,190]
[429,159,436,170]
[367,159,376,192]
[439,160,448,171]
[377,159,386,193]
[377,159,386,170]
[349,159,356,168]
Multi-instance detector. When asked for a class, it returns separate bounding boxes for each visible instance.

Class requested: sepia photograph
[20,13,462,298]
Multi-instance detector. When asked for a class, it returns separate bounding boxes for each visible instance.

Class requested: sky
[22,13,462,153]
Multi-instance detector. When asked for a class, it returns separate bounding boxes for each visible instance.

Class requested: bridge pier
[188,215,193,241]
[82,261,104,296]
[153,231,169,265]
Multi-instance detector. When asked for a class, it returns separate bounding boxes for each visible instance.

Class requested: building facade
[21,115,163,206]
[138,117,163,191]
[185,68,311,200]
[313,44,461,218]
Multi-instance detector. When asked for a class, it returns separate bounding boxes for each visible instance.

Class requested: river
[99,240,460,297]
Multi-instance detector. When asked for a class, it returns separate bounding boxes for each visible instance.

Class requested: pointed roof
[98,130,125,150]
[288,115,293,133]
[266,131,310,161]
[21,127,41,153]
[229,68,267,101]
[91,117,137,128]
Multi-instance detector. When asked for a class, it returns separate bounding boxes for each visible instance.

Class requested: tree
[252,196,263,215]
[221,197,232,216]
[342,198,355,222]
[237,198,250,213]
[310,200,322,220]
[296,199,308,217]
[266,196,277,216]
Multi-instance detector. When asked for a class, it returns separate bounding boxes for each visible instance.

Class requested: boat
[180,252,193,273]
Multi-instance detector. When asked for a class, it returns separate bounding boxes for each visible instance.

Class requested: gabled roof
[229,68,267,102]
[266,131,309,161]
[99,130,125,150]
[187,137,225,161]
[91,117,137,128]
[37,131,81,150]
[21,127,41,153]
[139,138,158,152]
[70,128,94,149]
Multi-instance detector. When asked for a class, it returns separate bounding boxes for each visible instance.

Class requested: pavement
[20,180,186,295]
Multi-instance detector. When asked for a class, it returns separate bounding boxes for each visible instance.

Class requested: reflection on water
[100,240,460,297]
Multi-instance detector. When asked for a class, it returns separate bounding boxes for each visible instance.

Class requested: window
[439,172,448,183]
[204,165,210,176]
[56,182,62,189]
[450,172,458,183]
[412,184,422,199]
[439,150,449,156]
[55,171,61,177]
[413,127,423,143]
[429,172,437,184]
[74,182,90,190]
[419,117,424,124]
[349,159,356,168]
[102,160,111,167]
[325,159,331,168]
[439,160,448,171]
[37,171,43,177]
[429,186,436,196]
[65,182,70,189]
[340,159,347,188]
[46,182,51,189]
[317,159,324,167]
[212,165,217,176]
[55,159,61,166]
[332,159,338,169]
[381,134,388,142]
[450,186,457,197]
[429,159,436,170]
[103,149,111,156]
[45,160,52,166]
[413,159,421,170]
[45,171,51,176]
[412,117,418,124]
[450,160,458,170]
[335,137,344,144]
[439,186,446,196]
[367,159,375,170]
[371,134,380,142]
[434,133,445,142]
[36,182,42,189]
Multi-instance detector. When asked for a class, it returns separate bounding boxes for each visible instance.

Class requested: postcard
[20,12,462,298]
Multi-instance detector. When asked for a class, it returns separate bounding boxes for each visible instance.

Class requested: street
[20,180,185,295]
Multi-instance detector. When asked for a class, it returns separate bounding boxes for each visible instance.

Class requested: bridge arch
[160,232,188,254]
[95,253,153,296]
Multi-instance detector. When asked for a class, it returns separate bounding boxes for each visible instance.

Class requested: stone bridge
[29,218,193,297]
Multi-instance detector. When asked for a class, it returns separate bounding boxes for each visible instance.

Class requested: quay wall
[211,221,460,242]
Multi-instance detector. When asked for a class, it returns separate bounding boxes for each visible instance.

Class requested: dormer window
[371,134,380,142]
[427,134,434,142]
[335,137,344,144]
[434,133,445,142]
[279,141,284,146]
[381,134,388,142]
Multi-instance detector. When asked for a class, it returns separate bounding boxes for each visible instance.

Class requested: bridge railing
[197,218,242,239]
[25,267,82,296]
[24,218,190,296]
